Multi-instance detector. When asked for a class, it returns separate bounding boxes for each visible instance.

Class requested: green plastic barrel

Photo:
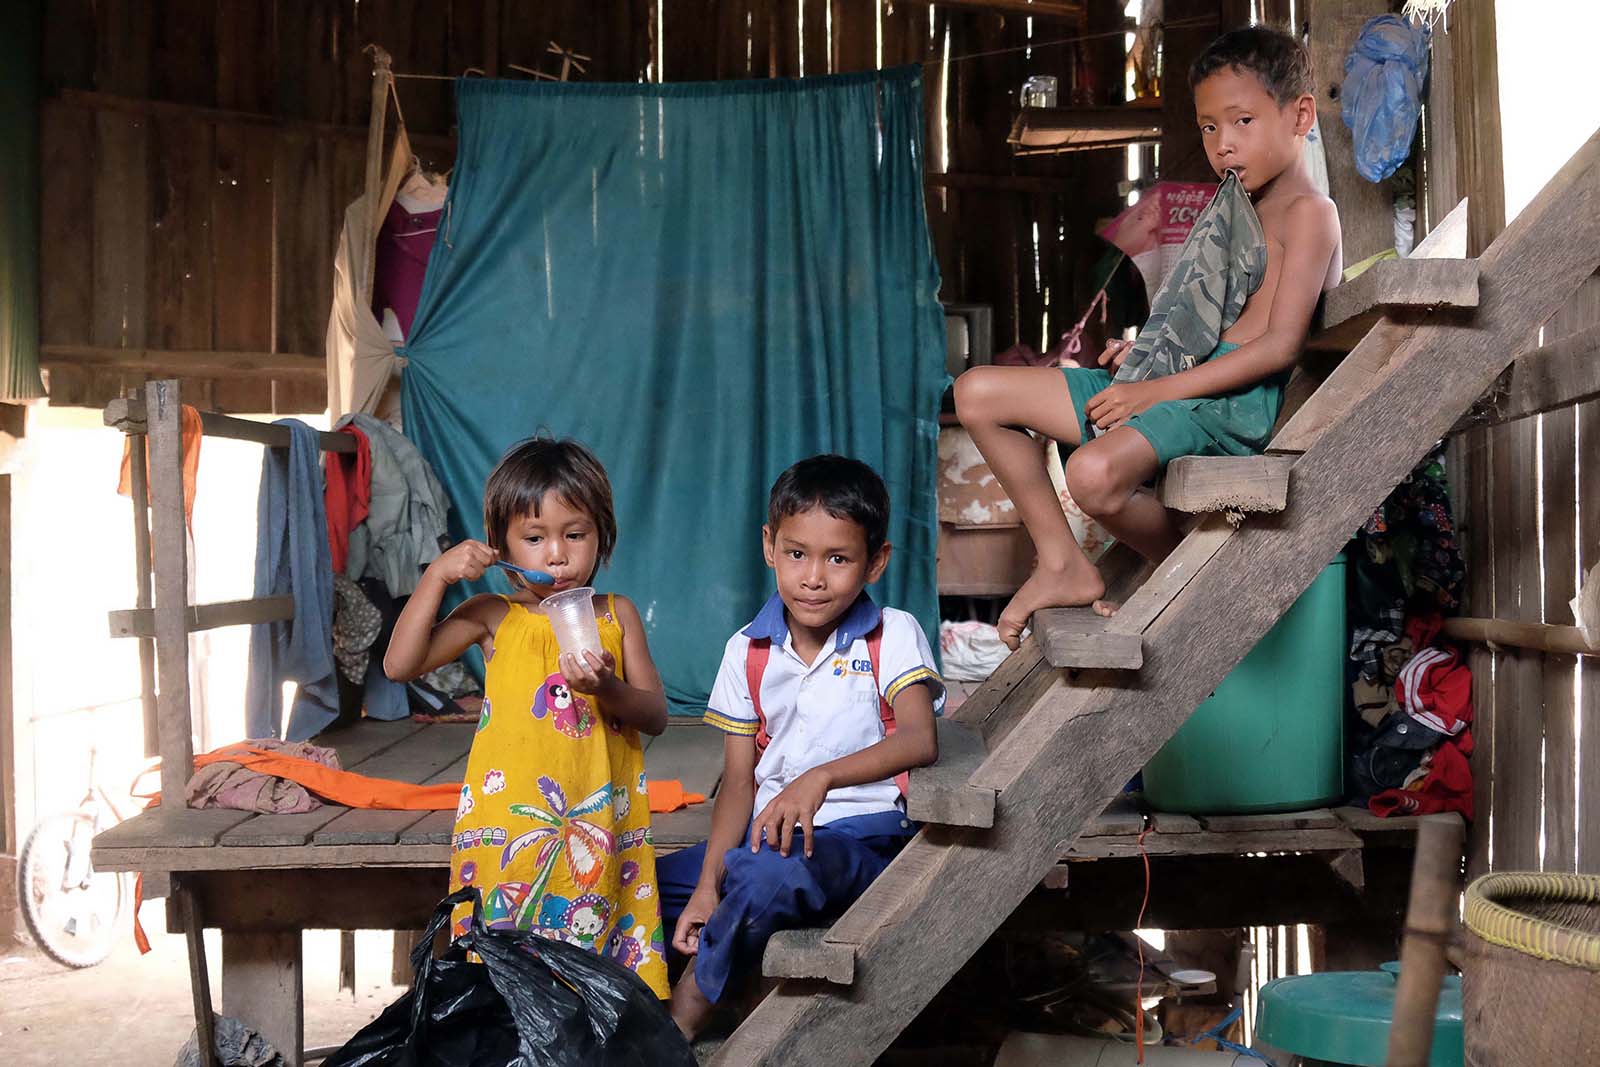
[1142,555,1346,814]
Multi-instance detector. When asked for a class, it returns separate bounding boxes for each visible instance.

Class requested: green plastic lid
[1255,963,1464,1067]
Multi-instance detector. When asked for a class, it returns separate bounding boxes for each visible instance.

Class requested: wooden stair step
[713,135,1600,1067]
[762,928,854,985]
[1313,256,1480,352]
[906,719,995,829]
[1158,455,1294,514]
[1032,607,1142,670]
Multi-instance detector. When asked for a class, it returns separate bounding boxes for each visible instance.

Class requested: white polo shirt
[703,592,945,825]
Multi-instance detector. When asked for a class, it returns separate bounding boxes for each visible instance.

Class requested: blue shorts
[656,810,914,1003]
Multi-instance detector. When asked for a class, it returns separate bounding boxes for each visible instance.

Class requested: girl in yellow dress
[385,437,670,997]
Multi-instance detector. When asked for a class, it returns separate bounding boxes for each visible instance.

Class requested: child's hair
[483,436,617,568]
[1189,25,1313,106]
[767,454,890,556]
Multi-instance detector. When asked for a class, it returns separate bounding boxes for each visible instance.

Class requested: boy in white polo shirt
[658,454,945,1037]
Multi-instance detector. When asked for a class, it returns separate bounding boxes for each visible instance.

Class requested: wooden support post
[1305,0,1394,264]
[177,883,221,1067]
[1386,816,1464,1067]
[1451,0,1505,258]
[127,434,160,758]
[147,381,193,808]
[222,930,305,1067]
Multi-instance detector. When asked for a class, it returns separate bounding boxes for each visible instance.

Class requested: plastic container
[541,586,603,661]
[1142,555,1346,814]
[1254,962,1464,1067]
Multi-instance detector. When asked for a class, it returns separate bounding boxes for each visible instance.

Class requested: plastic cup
[542,586,604,662]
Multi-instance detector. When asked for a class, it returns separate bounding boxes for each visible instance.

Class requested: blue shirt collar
[742,591,882,653]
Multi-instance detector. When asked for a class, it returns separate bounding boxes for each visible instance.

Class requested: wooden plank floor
[1066,800,1457,859]
[93,718,721,872]
[95,717,1455,874]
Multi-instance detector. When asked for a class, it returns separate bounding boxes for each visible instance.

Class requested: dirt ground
[0,899,407,1066]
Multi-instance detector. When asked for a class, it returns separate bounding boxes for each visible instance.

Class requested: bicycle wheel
[17,811,127,968]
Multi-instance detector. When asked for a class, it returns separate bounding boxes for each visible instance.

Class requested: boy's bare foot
[1092,599,1120,618]
[997,564,1107,649]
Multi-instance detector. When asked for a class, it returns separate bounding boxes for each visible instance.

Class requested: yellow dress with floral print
[448,593,668,997]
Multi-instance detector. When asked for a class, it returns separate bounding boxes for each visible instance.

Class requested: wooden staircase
[713,132,1600,1066]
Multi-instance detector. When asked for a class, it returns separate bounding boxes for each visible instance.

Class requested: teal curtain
[402,67,945,715]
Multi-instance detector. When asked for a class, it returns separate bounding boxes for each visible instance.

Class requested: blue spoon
[493,560,556,586]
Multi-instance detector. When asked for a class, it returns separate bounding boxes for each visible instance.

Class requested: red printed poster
[1099,181,1219,299]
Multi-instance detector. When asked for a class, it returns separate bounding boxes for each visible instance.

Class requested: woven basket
[1460,872,1600,1064]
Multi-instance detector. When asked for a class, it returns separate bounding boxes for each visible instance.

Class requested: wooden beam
[176,884,221,1067]
[906,719,995,829]
[763,929,855,985]
[1451,0,1505,257]
[1159,455,1294,514]
[1033,607,1143,670]
[923,172,1086,194]
[1442,617,1599,658]
[920,0,1086,18]
[109,596,295,640]
[1009,105,1164,155]
[1322,258,1480,334]
[105,397,356,454]
[712,126,1600,1067]
[127,441,160,758]
[41,345,324,382]
[222,931,305,1067]
[1306,0,1394,263]
[53,88,456,155]
[148,382,195,809]
[1450,324,1600,432]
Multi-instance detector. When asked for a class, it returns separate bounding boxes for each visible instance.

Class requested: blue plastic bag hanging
[1340,15,1430,183]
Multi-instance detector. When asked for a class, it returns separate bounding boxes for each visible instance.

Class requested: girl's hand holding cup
[560,649,619,695]
[431,540,498,585]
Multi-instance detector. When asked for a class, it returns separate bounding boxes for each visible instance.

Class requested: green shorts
[1061,342,1286,467]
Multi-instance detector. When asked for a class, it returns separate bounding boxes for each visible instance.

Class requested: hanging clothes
[372,198,443,341]
[337,411,451,599]
[324,423,372,573]
[325,128,416,422]
[117,403,204,532]
[246,420,340,741]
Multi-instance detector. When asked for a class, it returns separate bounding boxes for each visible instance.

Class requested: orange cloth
[117,404,203,531]
[189,743,461,810]
[646,779,706,814]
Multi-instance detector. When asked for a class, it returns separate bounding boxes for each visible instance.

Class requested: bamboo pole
[1386,816,1465,1067]
[1442,617,1599,657]
[359,46,393,309]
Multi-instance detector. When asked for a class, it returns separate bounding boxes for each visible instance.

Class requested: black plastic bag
[324,887,695,1067]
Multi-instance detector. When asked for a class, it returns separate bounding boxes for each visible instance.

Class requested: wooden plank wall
[1465,281,1600,878]
[37,0,1147,413]
[1464,273,1600,877]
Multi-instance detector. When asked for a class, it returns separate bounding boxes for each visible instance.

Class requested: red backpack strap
[865,623,910,797]
[745,637,772,754]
